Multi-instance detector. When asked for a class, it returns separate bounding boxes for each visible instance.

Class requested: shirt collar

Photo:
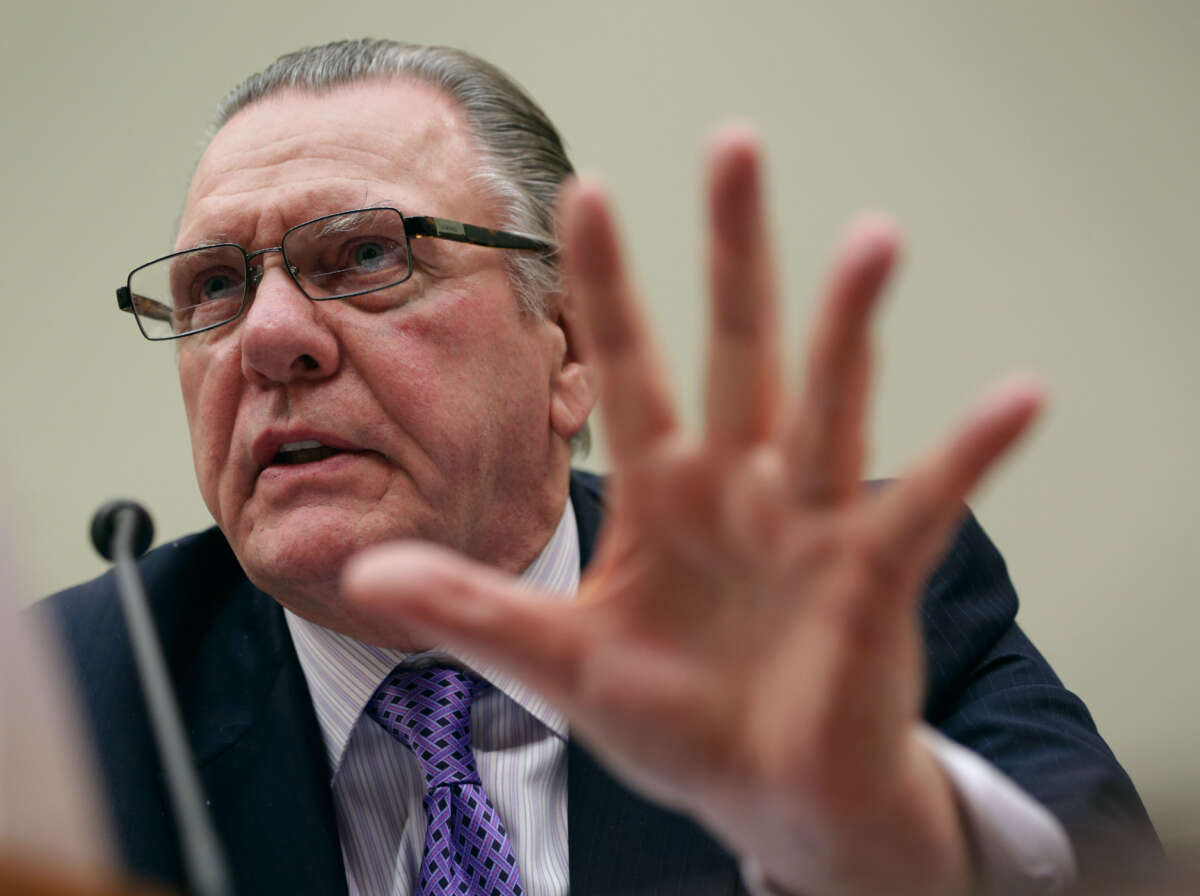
[285,499,579,772]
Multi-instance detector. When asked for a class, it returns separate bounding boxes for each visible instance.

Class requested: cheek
[354,307,483,447]
[395,290,539,400]
[178,347,240,509]
[351,289,549,456]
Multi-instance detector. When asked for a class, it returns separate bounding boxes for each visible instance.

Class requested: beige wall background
[1,0,1196,855]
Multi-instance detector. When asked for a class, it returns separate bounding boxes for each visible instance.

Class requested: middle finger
[704,127,781,450]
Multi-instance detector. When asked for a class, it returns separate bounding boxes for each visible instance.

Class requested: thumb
[341,541,587,705]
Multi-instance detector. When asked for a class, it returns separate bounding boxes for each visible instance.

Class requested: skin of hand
[342,125,1044,896]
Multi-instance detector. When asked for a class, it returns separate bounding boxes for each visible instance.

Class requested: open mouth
[272,440,345,466]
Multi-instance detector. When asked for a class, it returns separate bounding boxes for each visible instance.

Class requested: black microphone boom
[90,500,234,896]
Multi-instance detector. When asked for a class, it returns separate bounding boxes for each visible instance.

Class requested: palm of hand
[571,448,916,810]
[566,431,926,850]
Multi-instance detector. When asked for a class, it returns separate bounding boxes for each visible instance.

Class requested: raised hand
[344,127,1043,896]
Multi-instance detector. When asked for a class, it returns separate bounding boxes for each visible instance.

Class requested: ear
[546,290,597,441]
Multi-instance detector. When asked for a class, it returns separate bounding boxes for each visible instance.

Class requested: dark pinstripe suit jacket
[43,470,1159,895]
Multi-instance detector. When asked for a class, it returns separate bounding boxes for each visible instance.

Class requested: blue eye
[353,241,388,269]
[202,274,235,299]
[188,265,243,304]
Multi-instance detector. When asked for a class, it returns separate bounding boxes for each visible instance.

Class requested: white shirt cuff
[919,725,1075,893]
[740,725,1076,895]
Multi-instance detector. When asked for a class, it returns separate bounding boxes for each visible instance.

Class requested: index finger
[558,178,678,467]
[871,374,1045,598]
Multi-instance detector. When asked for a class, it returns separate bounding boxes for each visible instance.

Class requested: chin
[229,502,435,600]
[245,539,344,597]
[230,518,362,597]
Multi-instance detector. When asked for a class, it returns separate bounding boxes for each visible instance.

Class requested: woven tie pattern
[367,665,525,896]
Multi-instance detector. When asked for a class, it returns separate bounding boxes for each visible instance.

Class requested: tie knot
[367,664,486,789]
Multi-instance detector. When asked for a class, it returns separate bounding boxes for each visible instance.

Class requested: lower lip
[256,450,369,486]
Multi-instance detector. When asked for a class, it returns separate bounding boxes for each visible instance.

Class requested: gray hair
[207,38,589,455]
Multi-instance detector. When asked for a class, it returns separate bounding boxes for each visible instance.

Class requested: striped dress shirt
[287,498,1074,895]
[286,501,578,896]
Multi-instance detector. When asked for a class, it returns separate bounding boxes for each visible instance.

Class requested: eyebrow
[180,196,411,250]
[314,214,364,238]
[181,236,236,251]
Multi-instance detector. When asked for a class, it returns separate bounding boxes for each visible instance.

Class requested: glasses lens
[284,208,412,300]
[127,245,248,339]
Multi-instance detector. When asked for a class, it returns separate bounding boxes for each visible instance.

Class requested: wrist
[702,727,974,896]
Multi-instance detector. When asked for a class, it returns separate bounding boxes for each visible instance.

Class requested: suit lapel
[567,739,742,896]
[186,579,348,896]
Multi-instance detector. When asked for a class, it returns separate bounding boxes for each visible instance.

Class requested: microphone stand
[92,502,233,896]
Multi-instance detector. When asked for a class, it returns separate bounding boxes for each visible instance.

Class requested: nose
[239,260,340,385]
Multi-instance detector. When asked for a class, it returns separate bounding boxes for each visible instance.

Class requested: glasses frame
[115,207,555,341]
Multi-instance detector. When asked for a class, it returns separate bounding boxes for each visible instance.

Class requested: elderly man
[46,38,1157,896]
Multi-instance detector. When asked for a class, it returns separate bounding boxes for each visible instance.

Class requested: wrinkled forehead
[178,79,491,250]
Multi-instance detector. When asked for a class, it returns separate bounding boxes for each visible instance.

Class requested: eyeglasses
[116,207,554,341]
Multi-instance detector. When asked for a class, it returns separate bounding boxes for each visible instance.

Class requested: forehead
[179,79,488,249]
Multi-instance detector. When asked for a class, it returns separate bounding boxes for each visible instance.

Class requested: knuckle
[847,526,905,587]
[904,493,942,542]
[818,580,892,654]
[786,524,840,573]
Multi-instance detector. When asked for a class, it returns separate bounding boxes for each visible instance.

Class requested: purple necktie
[367,665,525,896]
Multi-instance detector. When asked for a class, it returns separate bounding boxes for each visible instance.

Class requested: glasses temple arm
[404,216,553,252]
[116,286,174,322]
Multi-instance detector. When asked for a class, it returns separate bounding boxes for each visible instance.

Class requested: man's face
[176,80,587,628]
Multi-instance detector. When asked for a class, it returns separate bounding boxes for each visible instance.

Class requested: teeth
[273,440,343,466]
[280,440,324,452]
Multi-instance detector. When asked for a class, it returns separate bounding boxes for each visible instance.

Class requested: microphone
[90,501,234,896]
[90,500,154,562]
